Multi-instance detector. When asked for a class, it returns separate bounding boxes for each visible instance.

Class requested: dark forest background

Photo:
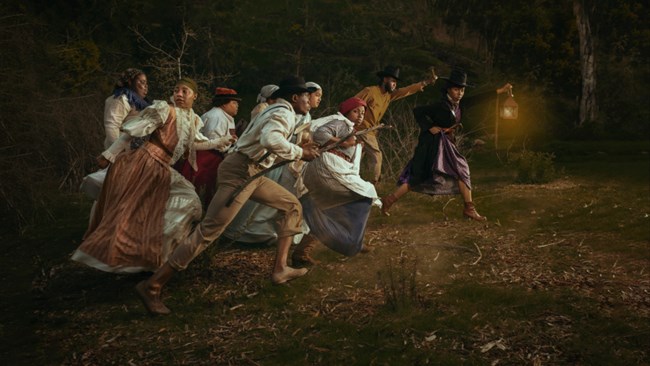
[1,0,648,232]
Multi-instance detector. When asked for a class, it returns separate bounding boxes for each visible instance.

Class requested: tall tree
[573,0,598,127]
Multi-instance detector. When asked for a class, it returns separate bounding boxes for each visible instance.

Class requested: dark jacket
[408,90,494,185]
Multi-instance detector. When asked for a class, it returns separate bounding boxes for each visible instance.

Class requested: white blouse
[101,100,230,170]
[103,94,133,149]
[200,107,236,152]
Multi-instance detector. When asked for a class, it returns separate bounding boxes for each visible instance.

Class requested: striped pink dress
[72,101,217,273]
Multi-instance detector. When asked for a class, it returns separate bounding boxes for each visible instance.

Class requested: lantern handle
[508,87,514,98]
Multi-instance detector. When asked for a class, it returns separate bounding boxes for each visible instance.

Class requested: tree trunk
[573,0,598,127]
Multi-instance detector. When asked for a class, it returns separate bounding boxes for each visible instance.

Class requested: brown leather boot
[292,234,320,267]
[380,193,398,216]
[463,202,487,221]
[360,243,373,254]
[136,262,176,315]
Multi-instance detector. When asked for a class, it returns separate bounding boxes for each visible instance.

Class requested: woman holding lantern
[381,68,512,221]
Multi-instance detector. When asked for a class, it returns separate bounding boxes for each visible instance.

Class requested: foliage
[0,9,103,232]
[510,149,557,184]
[377,256,420,311]
[1,0,649,232]
[592,0,650,63]
[596,55,650,139]
[377,102,420,180]
[51,40,102,89]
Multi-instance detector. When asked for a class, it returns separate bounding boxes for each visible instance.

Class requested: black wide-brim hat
[440,68,474,88]
[376,65,401,81]
[270,76,310,99]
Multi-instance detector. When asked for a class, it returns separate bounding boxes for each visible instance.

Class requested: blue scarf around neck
[113,87,151,111]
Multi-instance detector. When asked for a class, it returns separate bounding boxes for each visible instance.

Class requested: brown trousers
[168,152,303,270]
[357,133,382,183]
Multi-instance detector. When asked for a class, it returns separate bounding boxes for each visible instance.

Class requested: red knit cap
[339,97,367,116]
[213,87,242,101]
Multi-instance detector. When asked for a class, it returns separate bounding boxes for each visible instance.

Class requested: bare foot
[135,281,171,315]
[271,267,308,285]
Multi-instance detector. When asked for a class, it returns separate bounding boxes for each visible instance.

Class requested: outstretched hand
[300,141,321,161]
[96,155,110,169]
[339,135,357,148]
[496,83,513,95]
[421,66,439,88]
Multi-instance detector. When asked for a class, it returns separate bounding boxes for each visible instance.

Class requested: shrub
[0,14,104,234]
[377,256,419,311]
[511,150,557,184]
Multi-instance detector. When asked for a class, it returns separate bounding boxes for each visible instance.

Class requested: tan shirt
[354,83,424,133]
[233,98,303,168]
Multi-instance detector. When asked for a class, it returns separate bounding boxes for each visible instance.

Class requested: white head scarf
[256,84,279,103]
[305,82,322,93]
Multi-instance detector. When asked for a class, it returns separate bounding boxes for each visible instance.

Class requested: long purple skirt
[398,132,471,195]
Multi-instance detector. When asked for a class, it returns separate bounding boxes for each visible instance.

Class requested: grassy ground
[1,140,649,365]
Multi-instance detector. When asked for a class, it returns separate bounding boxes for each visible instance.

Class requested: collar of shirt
[446,94,460,109]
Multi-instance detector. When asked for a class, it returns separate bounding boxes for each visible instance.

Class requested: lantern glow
[499,90,518,120]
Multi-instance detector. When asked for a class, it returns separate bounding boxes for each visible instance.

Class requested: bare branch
[129,26,176,61]
[130,21,198,79]
[471,242,483,265]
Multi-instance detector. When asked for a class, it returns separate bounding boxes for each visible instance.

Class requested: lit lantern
[499,89,518,120]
